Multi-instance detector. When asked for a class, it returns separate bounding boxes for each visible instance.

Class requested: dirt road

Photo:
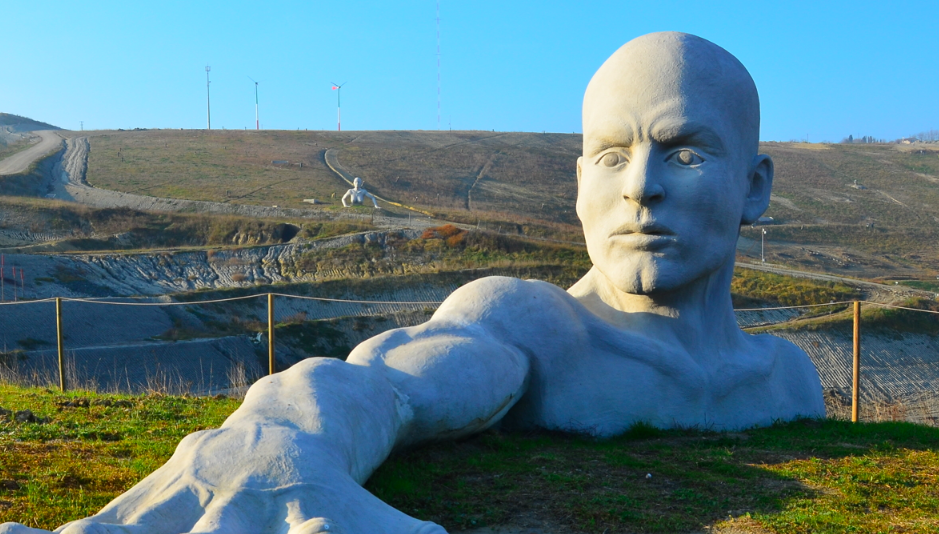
[0,130,62,175]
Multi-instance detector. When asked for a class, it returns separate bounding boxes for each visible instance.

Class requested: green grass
[0,386,239,529]
[2,386,938,533]
[731,268,861,308]
[0,138,34,161]
[368,420,939,533]
[902,280,939,292]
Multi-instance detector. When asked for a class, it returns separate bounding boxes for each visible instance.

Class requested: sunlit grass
[0,386,239,529]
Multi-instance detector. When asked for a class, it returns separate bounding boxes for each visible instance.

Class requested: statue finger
[86,482,207,534]
[186,491,270,533]
[277,482,449,534]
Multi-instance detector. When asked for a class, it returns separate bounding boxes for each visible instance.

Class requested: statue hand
[0,424,445,534]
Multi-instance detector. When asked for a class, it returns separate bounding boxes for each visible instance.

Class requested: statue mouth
[607,222,677,251]
[608,222,676,238]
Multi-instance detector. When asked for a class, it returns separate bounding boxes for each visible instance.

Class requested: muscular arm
[341,189,354,207]
[362,191,379,208]
[1,279,532,534]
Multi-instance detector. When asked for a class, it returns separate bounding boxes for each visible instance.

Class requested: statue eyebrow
[650,122,726,155]
[584,132,634,156]
[584,122,725,157]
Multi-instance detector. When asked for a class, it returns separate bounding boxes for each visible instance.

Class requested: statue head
[575,32,773,296]
[353,177,363,189]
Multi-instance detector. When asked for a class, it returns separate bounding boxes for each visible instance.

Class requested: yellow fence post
[852,300,861,423]
[268,293,275,375]
[56,297,66,392]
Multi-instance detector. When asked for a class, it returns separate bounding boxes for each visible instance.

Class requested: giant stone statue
[341,177,380,208]
[2,32,824,534]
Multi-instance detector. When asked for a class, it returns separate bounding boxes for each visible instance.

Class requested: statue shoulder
[433,276,584,330]
[749,332,826,417]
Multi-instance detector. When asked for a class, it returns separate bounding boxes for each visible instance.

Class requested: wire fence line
[6,295,929,312]
[1,294,938,426]
[0,294,445,307]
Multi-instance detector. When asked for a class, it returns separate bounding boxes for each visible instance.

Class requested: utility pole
[436,0,441,130]
[331,82,346,131]
[248,76,260,130]
[761,228,767,263]
[205,65,212,130]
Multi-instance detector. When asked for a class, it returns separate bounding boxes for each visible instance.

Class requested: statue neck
[568,261,743,357]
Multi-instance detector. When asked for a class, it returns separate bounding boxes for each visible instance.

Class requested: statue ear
[741,154,773,225]
[576,157,583,187]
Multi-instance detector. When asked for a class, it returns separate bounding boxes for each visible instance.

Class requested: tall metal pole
[852,301,861,422]
[205,65,212,130]
[436,0,441,130]
[56,298,66,392]
[249,77,259,130]
[332,82,345,131]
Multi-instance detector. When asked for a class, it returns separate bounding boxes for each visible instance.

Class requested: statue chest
[503,336,786,436]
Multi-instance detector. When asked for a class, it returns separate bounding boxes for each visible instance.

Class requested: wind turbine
[248,76,260,130]
[331,82,346,131]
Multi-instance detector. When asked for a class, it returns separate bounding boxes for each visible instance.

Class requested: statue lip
[608,222,676,238]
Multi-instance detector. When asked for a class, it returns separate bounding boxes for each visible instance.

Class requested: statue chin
[594,254,731,299]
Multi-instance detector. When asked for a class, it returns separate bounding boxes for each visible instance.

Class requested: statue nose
[621,153,665,205]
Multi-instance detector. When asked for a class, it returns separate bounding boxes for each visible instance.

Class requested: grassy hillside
[0,113,60,134]
[5,128,938,279]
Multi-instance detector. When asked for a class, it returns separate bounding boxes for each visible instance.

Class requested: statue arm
[0,296,530,534]
[363,191,379,208]
[341,189,353,207]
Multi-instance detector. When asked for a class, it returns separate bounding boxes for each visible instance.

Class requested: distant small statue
[341,177,379,208]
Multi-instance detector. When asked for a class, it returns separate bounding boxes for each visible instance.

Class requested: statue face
[576,34,768,295]
[353,177,363,189]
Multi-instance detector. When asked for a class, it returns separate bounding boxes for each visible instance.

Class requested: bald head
[583,32,760,158]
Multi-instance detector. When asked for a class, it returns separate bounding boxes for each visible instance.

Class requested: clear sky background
[2,1,936,142]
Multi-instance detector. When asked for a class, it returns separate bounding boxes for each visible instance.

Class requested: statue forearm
[226,358,409,485]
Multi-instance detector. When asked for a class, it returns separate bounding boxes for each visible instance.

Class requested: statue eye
[599,152,625,167]
[669,149,704,166]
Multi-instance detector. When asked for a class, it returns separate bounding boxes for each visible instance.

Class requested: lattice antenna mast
[331,82,346,131]
[205,65,212,130]
[248,76,260,130]
[436,0,441,130]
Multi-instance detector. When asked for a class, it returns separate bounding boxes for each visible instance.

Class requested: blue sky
[2,1,936,142]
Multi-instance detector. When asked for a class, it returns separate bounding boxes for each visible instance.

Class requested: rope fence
[1,294,938,425]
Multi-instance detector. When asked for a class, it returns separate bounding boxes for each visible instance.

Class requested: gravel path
[0,130,62,175]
